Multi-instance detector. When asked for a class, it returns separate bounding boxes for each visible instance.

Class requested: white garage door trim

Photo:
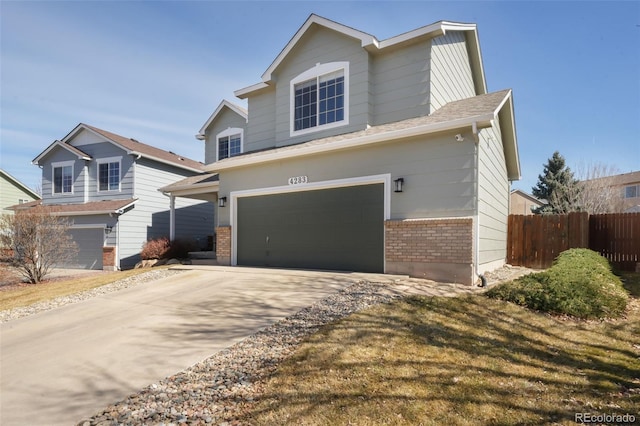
[229,173,391,268]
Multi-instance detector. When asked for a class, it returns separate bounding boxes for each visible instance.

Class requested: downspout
[472,122,485,287]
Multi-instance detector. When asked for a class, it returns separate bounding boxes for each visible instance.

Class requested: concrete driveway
[0,266,365,426]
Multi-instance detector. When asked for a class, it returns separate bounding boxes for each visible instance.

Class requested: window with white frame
[217,128,243,161]
[97,157,121,192]
[624,184,639,199]
[290,62,349,136]
[52,161,74,194]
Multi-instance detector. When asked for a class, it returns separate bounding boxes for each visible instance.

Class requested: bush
[140,237,170,260]
[165,238,198,259]
[486,249,629,319]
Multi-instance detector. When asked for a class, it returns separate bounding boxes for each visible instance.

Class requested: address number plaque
[288,175,308,185]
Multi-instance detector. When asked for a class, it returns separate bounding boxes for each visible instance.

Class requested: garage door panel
[60,228,104,270]
[237,184,383,272]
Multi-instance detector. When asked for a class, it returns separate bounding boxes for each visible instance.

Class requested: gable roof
[206,89,520,180]
[159,173,219,194]
[32,140,92,164]
[0,169,41,200]
[510,189,544,205]
[8,198,137,215]
[235,14,486,98]
[33,124,204,173]
[196,100,248,140]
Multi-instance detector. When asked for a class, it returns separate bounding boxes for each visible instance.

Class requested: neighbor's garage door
[237,183,383,273]
[63,228,104,270]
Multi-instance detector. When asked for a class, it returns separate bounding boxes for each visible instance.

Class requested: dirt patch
[482,264,539,285]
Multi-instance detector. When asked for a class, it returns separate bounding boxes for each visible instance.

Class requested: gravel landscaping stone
[76,280,404,425]
[0,269,184,323]
[2,264,535,425]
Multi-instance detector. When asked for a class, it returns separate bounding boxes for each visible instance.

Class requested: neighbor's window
[290,62,349,136]
[53,162,73,194]
[216,128,243,161]
[98,161,120,191]
[624,184,639,199]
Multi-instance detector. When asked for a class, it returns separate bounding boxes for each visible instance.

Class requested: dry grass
[0,266,168,311]
[245,273,640,425]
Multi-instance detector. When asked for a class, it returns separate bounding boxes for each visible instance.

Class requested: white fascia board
[234,82,270,99]
[205,114,494,173]
[160,181,219,195]
[128,151,203,173]
[32,140,91,165]
[0,170,40,199]
[260,14,377,83]
[53,210,118,216]
[197,100,248,137]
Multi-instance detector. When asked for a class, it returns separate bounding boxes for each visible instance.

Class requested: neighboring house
[0,169,41,214]
[14,123,214,270]
[509,189,543,215]
[605,171,640,213]
[162,14,520,285]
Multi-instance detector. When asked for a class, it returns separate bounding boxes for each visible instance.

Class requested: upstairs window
[216,128,243,161]
[52,161,74,194]
[98,158,121,192]
[624,184,639,199]
[290,62,349,136]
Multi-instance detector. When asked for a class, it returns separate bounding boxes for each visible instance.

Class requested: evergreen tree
[531,151,580,214]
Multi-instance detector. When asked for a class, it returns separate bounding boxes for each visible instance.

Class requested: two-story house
[17,123,214,270]
[162,14,520,285]
[0,169,41,215]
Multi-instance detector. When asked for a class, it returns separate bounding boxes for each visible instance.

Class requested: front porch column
[169,195,175,241]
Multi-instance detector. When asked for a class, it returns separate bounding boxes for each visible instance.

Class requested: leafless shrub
[574,162,626,214]
[0,206,78,283]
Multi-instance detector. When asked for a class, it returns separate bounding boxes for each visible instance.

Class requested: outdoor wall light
[218,196,227,208]
[104,226,113,235]
[394,178,404,193]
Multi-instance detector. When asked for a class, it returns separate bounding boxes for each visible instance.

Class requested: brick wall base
[385,218,474,285]
[216,226,231,266]
[102,246,117,271]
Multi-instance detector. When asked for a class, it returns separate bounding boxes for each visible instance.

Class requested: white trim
[206,113,494,173]
[0,169,41,200]
[261,15,375,83]
[96,156,123,193]
[229,173,391,267]
[234,82,270,99]
[289,62,350,137]
[197,100,248,138]
[32,140,91,165]
[216,128,244,162]
[51,160,75,195]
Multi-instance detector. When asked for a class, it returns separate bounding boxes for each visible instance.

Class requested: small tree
[532,151,580,214]
[573,162,626,214]
[0,205,78,283]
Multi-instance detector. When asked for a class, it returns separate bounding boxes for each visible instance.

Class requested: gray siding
[75,142,134,202]
[41,149,86,205]
[429,32,476,113]
[217,131,476,226]
[272,26,371,147]
[204,108,247,164]
[477,118,509,270]
[245,90,277,153]
[371,39,431,125]
[118,159,214,268]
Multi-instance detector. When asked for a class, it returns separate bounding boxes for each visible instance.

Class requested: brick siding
[385,218,474,284]
[216,226,231,265]
[102,246,117,271]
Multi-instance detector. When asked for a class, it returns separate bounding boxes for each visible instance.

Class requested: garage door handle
[266,236,270,244]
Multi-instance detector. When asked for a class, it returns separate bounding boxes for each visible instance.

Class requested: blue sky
[1,1,639,194]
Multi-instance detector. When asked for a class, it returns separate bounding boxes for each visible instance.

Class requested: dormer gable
[235,14,486,99]
[196,100,248,164]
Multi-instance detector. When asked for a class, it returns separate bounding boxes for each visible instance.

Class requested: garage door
[237,183,383,272]
[63,228,104,269]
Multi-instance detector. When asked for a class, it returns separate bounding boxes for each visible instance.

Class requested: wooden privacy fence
[507,212,640,270]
